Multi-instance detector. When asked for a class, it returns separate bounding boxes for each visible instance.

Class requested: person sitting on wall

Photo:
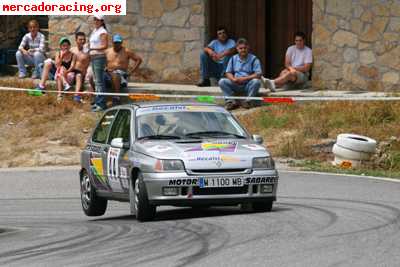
[55,37,77,102]
[218,38,262,110]
[16,19,46,79]
[35,32,92,103]
[262,31,312,92]
[197,26,236,87]
[104,34,143,106]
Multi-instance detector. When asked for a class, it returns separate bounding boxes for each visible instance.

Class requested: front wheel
[252,201,273,212]
[80,170,107,216]
[133,172,156,222]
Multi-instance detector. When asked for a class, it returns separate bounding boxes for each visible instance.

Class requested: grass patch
[293,160,400,179]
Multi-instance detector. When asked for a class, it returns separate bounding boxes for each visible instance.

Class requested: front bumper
[142,170,278,206]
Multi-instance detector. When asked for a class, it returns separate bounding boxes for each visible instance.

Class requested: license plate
[199,177,243,188]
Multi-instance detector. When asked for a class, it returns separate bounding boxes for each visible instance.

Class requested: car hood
[134,139,270,170]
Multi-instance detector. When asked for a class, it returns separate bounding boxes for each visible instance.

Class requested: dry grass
[0,81,98,167]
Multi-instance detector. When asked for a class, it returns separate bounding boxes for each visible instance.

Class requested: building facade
[47,0,400,91]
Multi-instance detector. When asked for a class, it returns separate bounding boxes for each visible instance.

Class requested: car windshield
[136,106,248,140]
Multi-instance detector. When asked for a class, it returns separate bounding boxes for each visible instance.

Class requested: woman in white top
[89,15,109,111]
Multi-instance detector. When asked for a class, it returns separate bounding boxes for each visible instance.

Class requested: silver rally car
[80,103,278,221]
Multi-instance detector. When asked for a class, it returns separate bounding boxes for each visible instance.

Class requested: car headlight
[155,159,185,172]
[252,157,275,170]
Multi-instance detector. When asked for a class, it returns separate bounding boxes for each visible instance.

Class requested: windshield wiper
[185,131,246,139]
[138,135,181,140]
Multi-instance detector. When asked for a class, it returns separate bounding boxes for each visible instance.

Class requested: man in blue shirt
[197,27,236,87]
[218,38,262,110]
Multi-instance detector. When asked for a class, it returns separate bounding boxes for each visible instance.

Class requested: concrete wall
[313,0,400,91]
[49,0,206,83]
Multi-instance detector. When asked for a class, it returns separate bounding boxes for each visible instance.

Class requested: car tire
[134,172,156,222]
[80,170,107,216]
[336,134,377,153]
[332,144,371,160]
[252,201,273,212]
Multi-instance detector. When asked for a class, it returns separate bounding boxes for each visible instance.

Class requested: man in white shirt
[16,19,46,79]
[262,32,312,92]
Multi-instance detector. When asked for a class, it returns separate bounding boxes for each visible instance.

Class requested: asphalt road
[0,167,399,267]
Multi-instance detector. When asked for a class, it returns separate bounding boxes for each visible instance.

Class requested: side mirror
[252,135,263,144]
[111,138,130,149]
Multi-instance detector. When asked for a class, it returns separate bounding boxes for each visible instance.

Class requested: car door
[89,109,118,192]
[106,109,132,193]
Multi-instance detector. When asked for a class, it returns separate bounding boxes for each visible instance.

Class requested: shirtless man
[105,34,142,105]
[70,32,91,103]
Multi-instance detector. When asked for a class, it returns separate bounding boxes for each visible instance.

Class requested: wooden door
[207,0,266,74]
[266,0,313,78]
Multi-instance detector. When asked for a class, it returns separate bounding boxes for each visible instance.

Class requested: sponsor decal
[186,141,237,153]
[148,145,173,153]
[186,151,244,163]
[90,157,107,185]
[245,177,277,184]
[169,179,199,186]
[242,144,265,151]
[86,144,103,154]
[136,105,227,116]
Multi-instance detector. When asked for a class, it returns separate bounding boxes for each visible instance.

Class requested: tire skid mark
[0,222,130,264]
[280,197,400,238]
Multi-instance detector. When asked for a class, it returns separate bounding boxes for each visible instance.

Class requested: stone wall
[49,0,206,83]
[313,0,400,91]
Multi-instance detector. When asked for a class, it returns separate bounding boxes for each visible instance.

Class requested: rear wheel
[134,172,156,222]
[252,201,273,212]
[80,170,107,216]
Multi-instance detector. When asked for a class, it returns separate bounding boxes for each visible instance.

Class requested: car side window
[92,110,118,144]
[108,109,131,144]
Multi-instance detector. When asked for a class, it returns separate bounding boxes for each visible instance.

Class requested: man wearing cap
[104,34,142,106]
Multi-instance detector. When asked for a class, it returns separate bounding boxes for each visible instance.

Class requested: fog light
[163,187,179,196]
[260,184,273,194]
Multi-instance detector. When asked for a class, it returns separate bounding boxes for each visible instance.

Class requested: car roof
[114,102,221,110]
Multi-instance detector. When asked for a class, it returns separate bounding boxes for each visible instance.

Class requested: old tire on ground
[252,201,273,212]
[134,172,156,222]
[332,144,372,161]
[80,170,108,216]
[336,134,377,153]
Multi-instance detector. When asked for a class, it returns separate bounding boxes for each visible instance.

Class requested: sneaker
[263,78,276,92]
[196,79,211,87]
[73,95,83,103]
[63,83,71,91]
[225,101,239,111]
[91,104,105,112]
[31,74,40,79]
[18,73,27,79]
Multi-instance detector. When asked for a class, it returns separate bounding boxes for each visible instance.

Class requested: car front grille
[192,185,249,195]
